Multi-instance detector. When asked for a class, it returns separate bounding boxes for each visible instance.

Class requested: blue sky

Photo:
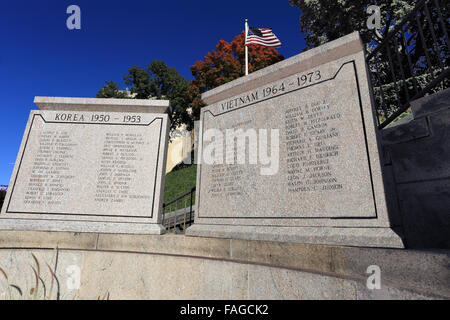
[0,0,305,184]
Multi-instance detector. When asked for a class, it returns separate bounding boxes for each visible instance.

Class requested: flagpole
[245,18,249,76]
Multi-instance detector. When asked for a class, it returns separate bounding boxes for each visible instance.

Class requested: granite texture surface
[190,32,403,247]
[0,98,170,234]
[34,96,171,114]
[410,87,450,118]
[186,225,404,248]
[381,89,450,248]
[0,231,447,300]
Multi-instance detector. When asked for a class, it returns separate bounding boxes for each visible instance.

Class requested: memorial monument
[0,97,170,234]
[186,32,404,248]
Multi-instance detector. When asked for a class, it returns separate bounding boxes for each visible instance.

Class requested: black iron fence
[162,187,196,233]
[366,0,449,129]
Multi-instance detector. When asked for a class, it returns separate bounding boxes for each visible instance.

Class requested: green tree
[124,66,152,99]
[96,81,129,99]
[97,61,190,132]
[290,0,449,124]
[289,0,417,50]
[146,61,191,130]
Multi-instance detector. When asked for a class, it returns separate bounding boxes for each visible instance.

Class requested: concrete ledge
[33,96,171,114]
[0,230,447,299]
[0,219,166,235]
[0,230,98,250]
[411,87,450,118]
[382,117,430,145]
[97,232,231,260]
[186,224,405,248]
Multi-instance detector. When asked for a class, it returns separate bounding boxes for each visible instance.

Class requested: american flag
[246,27,282,47]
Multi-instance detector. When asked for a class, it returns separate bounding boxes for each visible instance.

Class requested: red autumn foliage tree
[188,31,284,121]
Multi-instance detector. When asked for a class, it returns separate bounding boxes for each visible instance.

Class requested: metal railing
[366,0,449,129]
[162,187,196,233]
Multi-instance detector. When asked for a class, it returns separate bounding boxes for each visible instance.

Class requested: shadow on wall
[381,88,450,249]
[0,190,5,212]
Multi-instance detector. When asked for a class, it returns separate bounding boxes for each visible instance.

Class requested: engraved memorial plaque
[0,98,170,234]
[187,33,404,248]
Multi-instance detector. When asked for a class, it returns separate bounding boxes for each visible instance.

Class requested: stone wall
[0,231,448,300]
[382,89,450,248]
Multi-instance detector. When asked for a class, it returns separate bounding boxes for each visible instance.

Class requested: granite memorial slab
[0,97,170,234]
[186,32,404,248]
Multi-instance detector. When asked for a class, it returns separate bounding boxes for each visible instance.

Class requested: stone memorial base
[186,225,404,248]
[0,231,447,299]
[0,219,165,235]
